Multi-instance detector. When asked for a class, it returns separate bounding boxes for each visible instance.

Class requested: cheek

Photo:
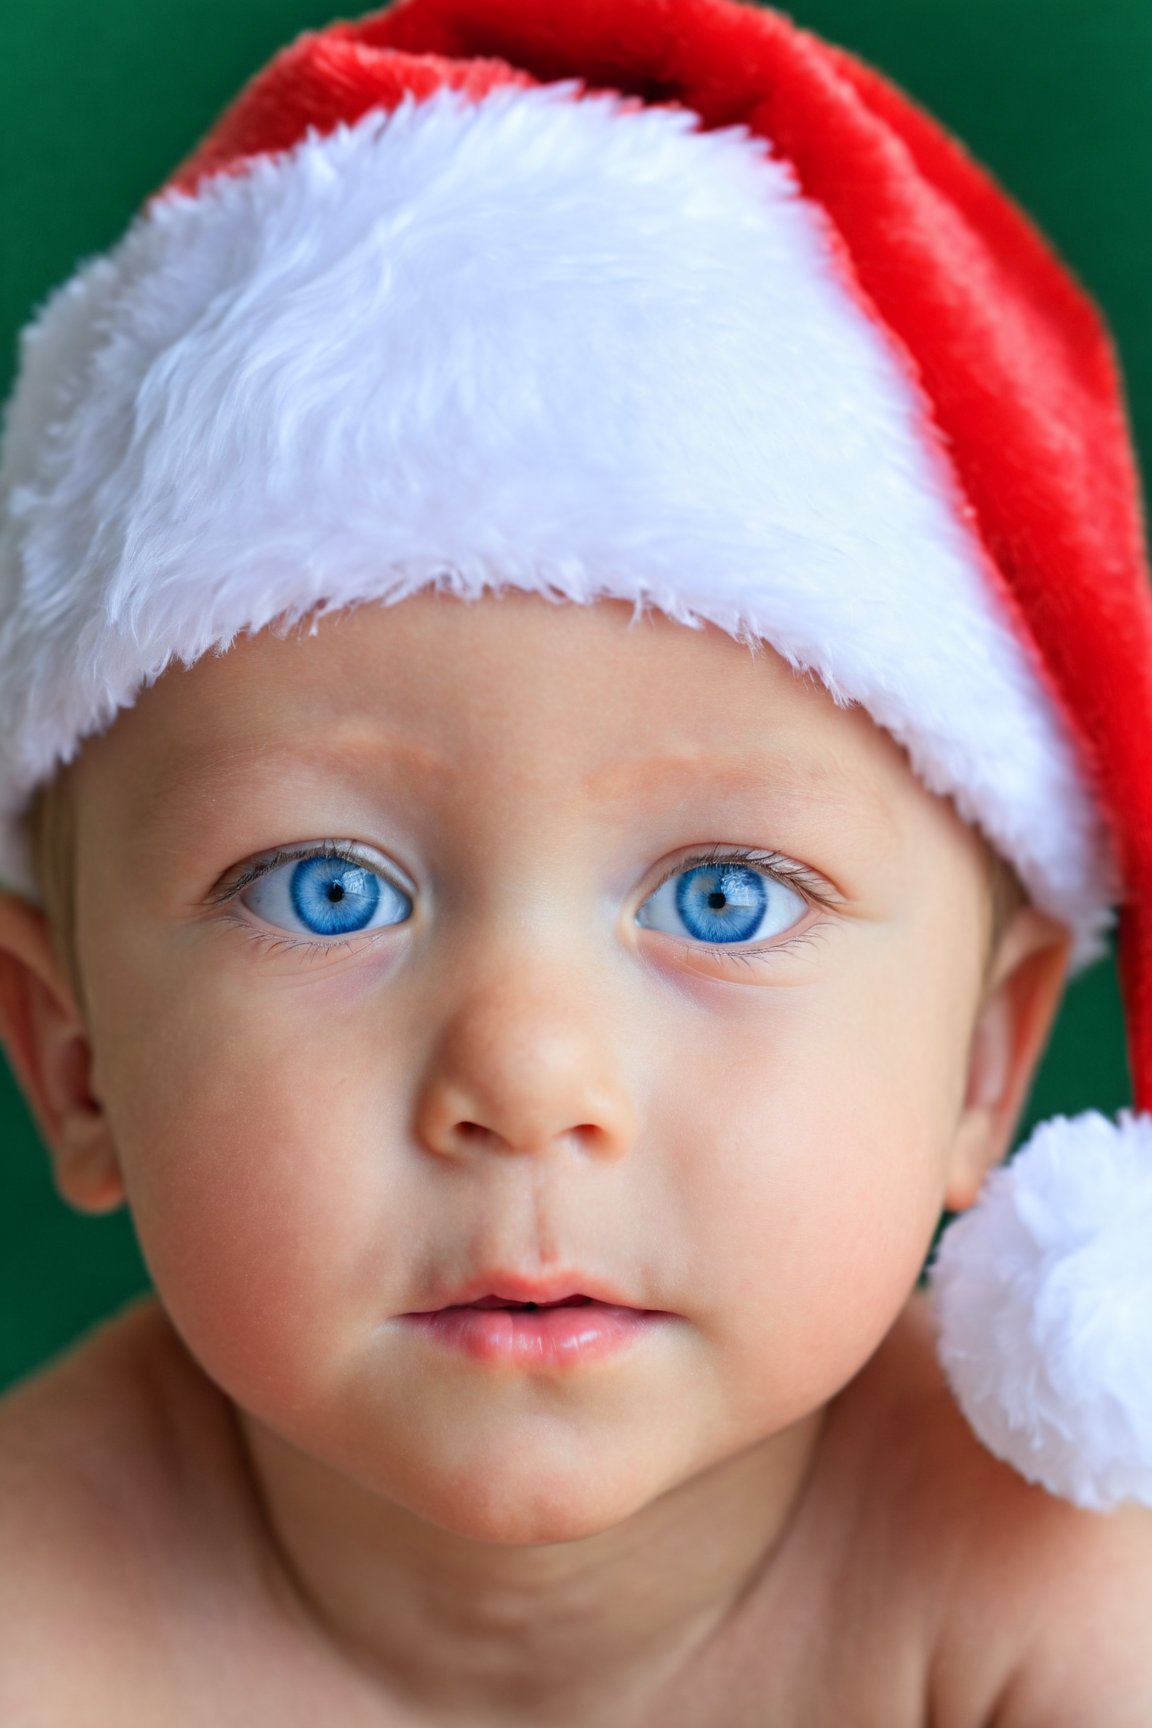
[88,958,406,1400]
[669,949,970,1409]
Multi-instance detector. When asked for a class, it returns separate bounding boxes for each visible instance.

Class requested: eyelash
[650,842,836,966]
[211,840,838,966]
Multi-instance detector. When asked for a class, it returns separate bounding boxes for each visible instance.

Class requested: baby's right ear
[0,892,125,1215]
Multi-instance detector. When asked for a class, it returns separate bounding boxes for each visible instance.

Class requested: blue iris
[289,855,383,935]
[674,863,767,944]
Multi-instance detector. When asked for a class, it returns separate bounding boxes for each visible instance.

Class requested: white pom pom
[927,1109,1152,1512]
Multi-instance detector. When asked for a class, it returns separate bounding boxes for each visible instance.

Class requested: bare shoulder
[865,1290,1152,1728]
[0,1295,283,1723]
[0,1291,221,1539]
[0,1297,163,1717]
[0,1292,177,1540]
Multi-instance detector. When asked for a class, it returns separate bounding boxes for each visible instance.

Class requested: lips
[399,1291,665,1368]
[404,1273,650,1316]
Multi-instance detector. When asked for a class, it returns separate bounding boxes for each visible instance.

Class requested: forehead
[78,589,932,845]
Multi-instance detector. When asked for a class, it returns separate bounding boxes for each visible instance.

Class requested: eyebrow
[582,749,846,797]
[130,733,452,828]
[134,732,895,841]
[584,746,894,821]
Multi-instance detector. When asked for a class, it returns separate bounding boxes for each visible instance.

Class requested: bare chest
[0,1293,1012,1728]
[97,1554,942,1728]
[2,1467,954,1728]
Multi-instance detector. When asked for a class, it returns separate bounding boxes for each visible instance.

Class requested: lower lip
[400,1303,662,1367]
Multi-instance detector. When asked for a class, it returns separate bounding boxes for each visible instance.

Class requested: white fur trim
[928,1110,1152,1511]
[0,81,1119,959]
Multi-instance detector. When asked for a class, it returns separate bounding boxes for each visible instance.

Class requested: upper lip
[405,1272,650,1314]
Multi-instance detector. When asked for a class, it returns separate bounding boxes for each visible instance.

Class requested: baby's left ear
[0,891,126,1215]
[946,905,1073,1213]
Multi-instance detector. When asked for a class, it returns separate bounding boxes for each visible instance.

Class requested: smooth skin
[0,588,1147,1726]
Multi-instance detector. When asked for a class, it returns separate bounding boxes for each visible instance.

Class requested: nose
[410,969,635,1163]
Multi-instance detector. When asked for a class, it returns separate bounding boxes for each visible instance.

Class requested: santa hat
[2,0,1151,1511]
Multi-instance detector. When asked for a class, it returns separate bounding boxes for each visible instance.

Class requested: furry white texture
[928,1109,1152,1511]
[0,81,1119,960]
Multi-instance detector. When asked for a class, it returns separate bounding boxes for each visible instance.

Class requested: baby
[1,0,1151,1723]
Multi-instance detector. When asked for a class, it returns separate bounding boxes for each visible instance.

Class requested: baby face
[63,588,998,1541]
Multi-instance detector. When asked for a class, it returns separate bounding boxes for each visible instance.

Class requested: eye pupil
[286,856,387,935]
[657,861,776,947]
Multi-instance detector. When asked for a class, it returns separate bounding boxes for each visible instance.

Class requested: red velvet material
[157,0,1152,1102]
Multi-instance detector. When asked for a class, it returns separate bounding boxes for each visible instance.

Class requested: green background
[0,0,1140,1392]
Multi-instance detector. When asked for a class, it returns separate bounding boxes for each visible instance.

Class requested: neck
[233,1405,829,1726]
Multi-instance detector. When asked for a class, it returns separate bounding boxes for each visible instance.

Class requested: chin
[396,1453,658,1547]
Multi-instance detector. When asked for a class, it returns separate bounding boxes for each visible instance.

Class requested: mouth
[398,1284,668,1368]
[403,1275,655,1317]
[451,1294,600,1310]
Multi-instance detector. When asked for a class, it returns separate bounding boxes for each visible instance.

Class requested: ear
[945,903,1074,1213]
[0,891,125,1215]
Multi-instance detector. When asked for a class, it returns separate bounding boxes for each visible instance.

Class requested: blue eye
[637,858,807,947]
[241,851,411,938]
